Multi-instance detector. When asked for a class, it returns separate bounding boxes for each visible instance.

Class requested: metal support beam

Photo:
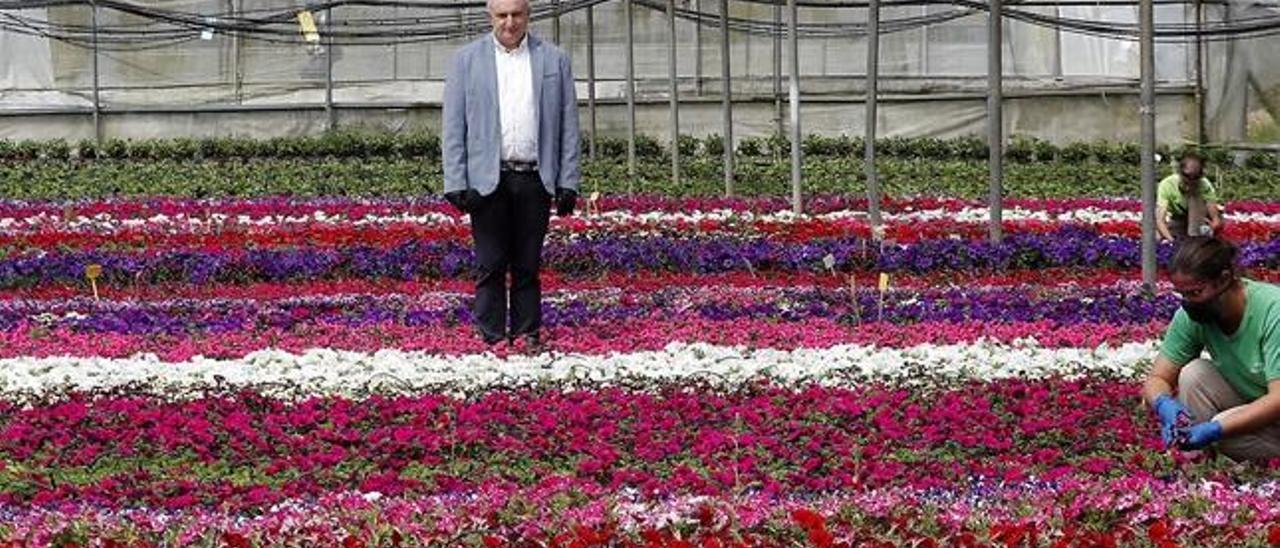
[325,8,336,131]
[625,0,637,188]
[695,0,704,96]
[920,4,930,73]
[553,0,561,43]
[91,0,102,145]
[788,0,801,214]
[668,0,681,187]
[1052,4,1063,78]
[987,0,1004,243]
[587,5,597,160]
[865,0,883,231]
[1140,0,1157,288]
[720,0,734,195]
[234,0,244,103]
[773,3,783,141]
[1194,0,1206,144]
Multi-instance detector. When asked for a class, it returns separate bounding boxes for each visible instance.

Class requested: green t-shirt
[1160,279,1280,401]
[1157,173,1219,216]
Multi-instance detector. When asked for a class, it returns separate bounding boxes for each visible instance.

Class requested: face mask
[1181,299,1219,324]
[1180,281,1228,325]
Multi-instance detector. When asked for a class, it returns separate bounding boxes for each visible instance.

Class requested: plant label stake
[85,264,102,301]
[878,272,889,322]
[587,191,600,217]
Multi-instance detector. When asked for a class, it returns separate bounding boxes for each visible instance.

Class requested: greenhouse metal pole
[788,0,802,214]
[668,0,681,187]
[625,0,637,188]
[91,0,102,145]
[392,4,398,80]
[1051,5,1063,78]
[920,5,929,73]
[553,0,561,43]
[773,4,783,141]
[987,0,1004,243]
[1194,0,1206,144]
[587,5,597,160]
[864,0,883,231]
[720,0,734,195]
[695,0,703,96]
[234,0,244,103]
[325,8,336,131]
[1140,0,1157,288]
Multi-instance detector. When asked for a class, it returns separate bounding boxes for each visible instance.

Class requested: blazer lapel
[480,37,501,133]
[529,34,544,123]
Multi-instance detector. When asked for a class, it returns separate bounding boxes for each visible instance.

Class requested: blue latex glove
[1176,421,1223,450]
[1153,394,1191,448]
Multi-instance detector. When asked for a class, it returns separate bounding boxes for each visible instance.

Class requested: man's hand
[555,189,577,217]
[444,189,483,214]
[1176,420,1223,450]
[1153,394,1192,448]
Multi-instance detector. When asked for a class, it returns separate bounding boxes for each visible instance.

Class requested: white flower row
[2,206,1275,233]
[0,340,1157,398]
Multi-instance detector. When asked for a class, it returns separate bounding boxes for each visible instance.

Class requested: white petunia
[0,341,1158,400]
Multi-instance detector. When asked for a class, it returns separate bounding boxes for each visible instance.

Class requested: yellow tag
[590,191,600,202]
[878,273,889,292]
[297,11,320,43]
[85,264,102,280]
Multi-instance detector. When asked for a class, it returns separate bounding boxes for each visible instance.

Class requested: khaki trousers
[1177,359,1280,461]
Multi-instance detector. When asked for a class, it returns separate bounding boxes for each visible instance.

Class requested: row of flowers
[0,268,1176,302]
[0,318,1166,361]
[10,205,1280,232]
[3,478,1280,546]
[4,194,1280,220]
[1,284,1185,336]
[0,379,1213,508]
[0,340,1156,397]
[8,228,1279,287]
[9,216,1280,252]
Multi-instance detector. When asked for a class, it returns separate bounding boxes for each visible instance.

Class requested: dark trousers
[469,171,551,343]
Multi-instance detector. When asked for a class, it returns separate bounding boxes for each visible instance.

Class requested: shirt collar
[492,32,529,55]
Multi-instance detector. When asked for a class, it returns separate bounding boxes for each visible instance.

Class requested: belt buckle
[502,160,537,173]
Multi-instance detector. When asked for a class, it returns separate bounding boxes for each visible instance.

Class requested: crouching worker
[1142,236,1280,460]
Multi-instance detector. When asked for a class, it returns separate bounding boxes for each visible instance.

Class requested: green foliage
[1060,142,1093,163]
[676,134,700,158]
[3,132,1279,201]
[702,134,725,158]
[1244,151,1279,171]
[6,155,1280,201]
[735,136,764,157]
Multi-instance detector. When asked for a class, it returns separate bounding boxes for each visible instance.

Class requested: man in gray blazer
[442,0,580,346]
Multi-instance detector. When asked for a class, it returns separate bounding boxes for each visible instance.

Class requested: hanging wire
[2,0,1279,51]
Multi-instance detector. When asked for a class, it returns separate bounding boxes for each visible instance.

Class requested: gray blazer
[441,33,581,197]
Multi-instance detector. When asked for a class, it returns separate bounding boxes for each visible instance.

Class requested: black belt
[500,160,538,173]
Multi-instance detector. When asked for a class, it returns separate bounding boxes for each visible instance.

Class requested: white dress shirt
[493,34,538,163]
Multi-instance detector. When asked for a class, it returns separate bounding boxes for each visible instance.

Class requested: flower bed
[1,195,1278,545]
